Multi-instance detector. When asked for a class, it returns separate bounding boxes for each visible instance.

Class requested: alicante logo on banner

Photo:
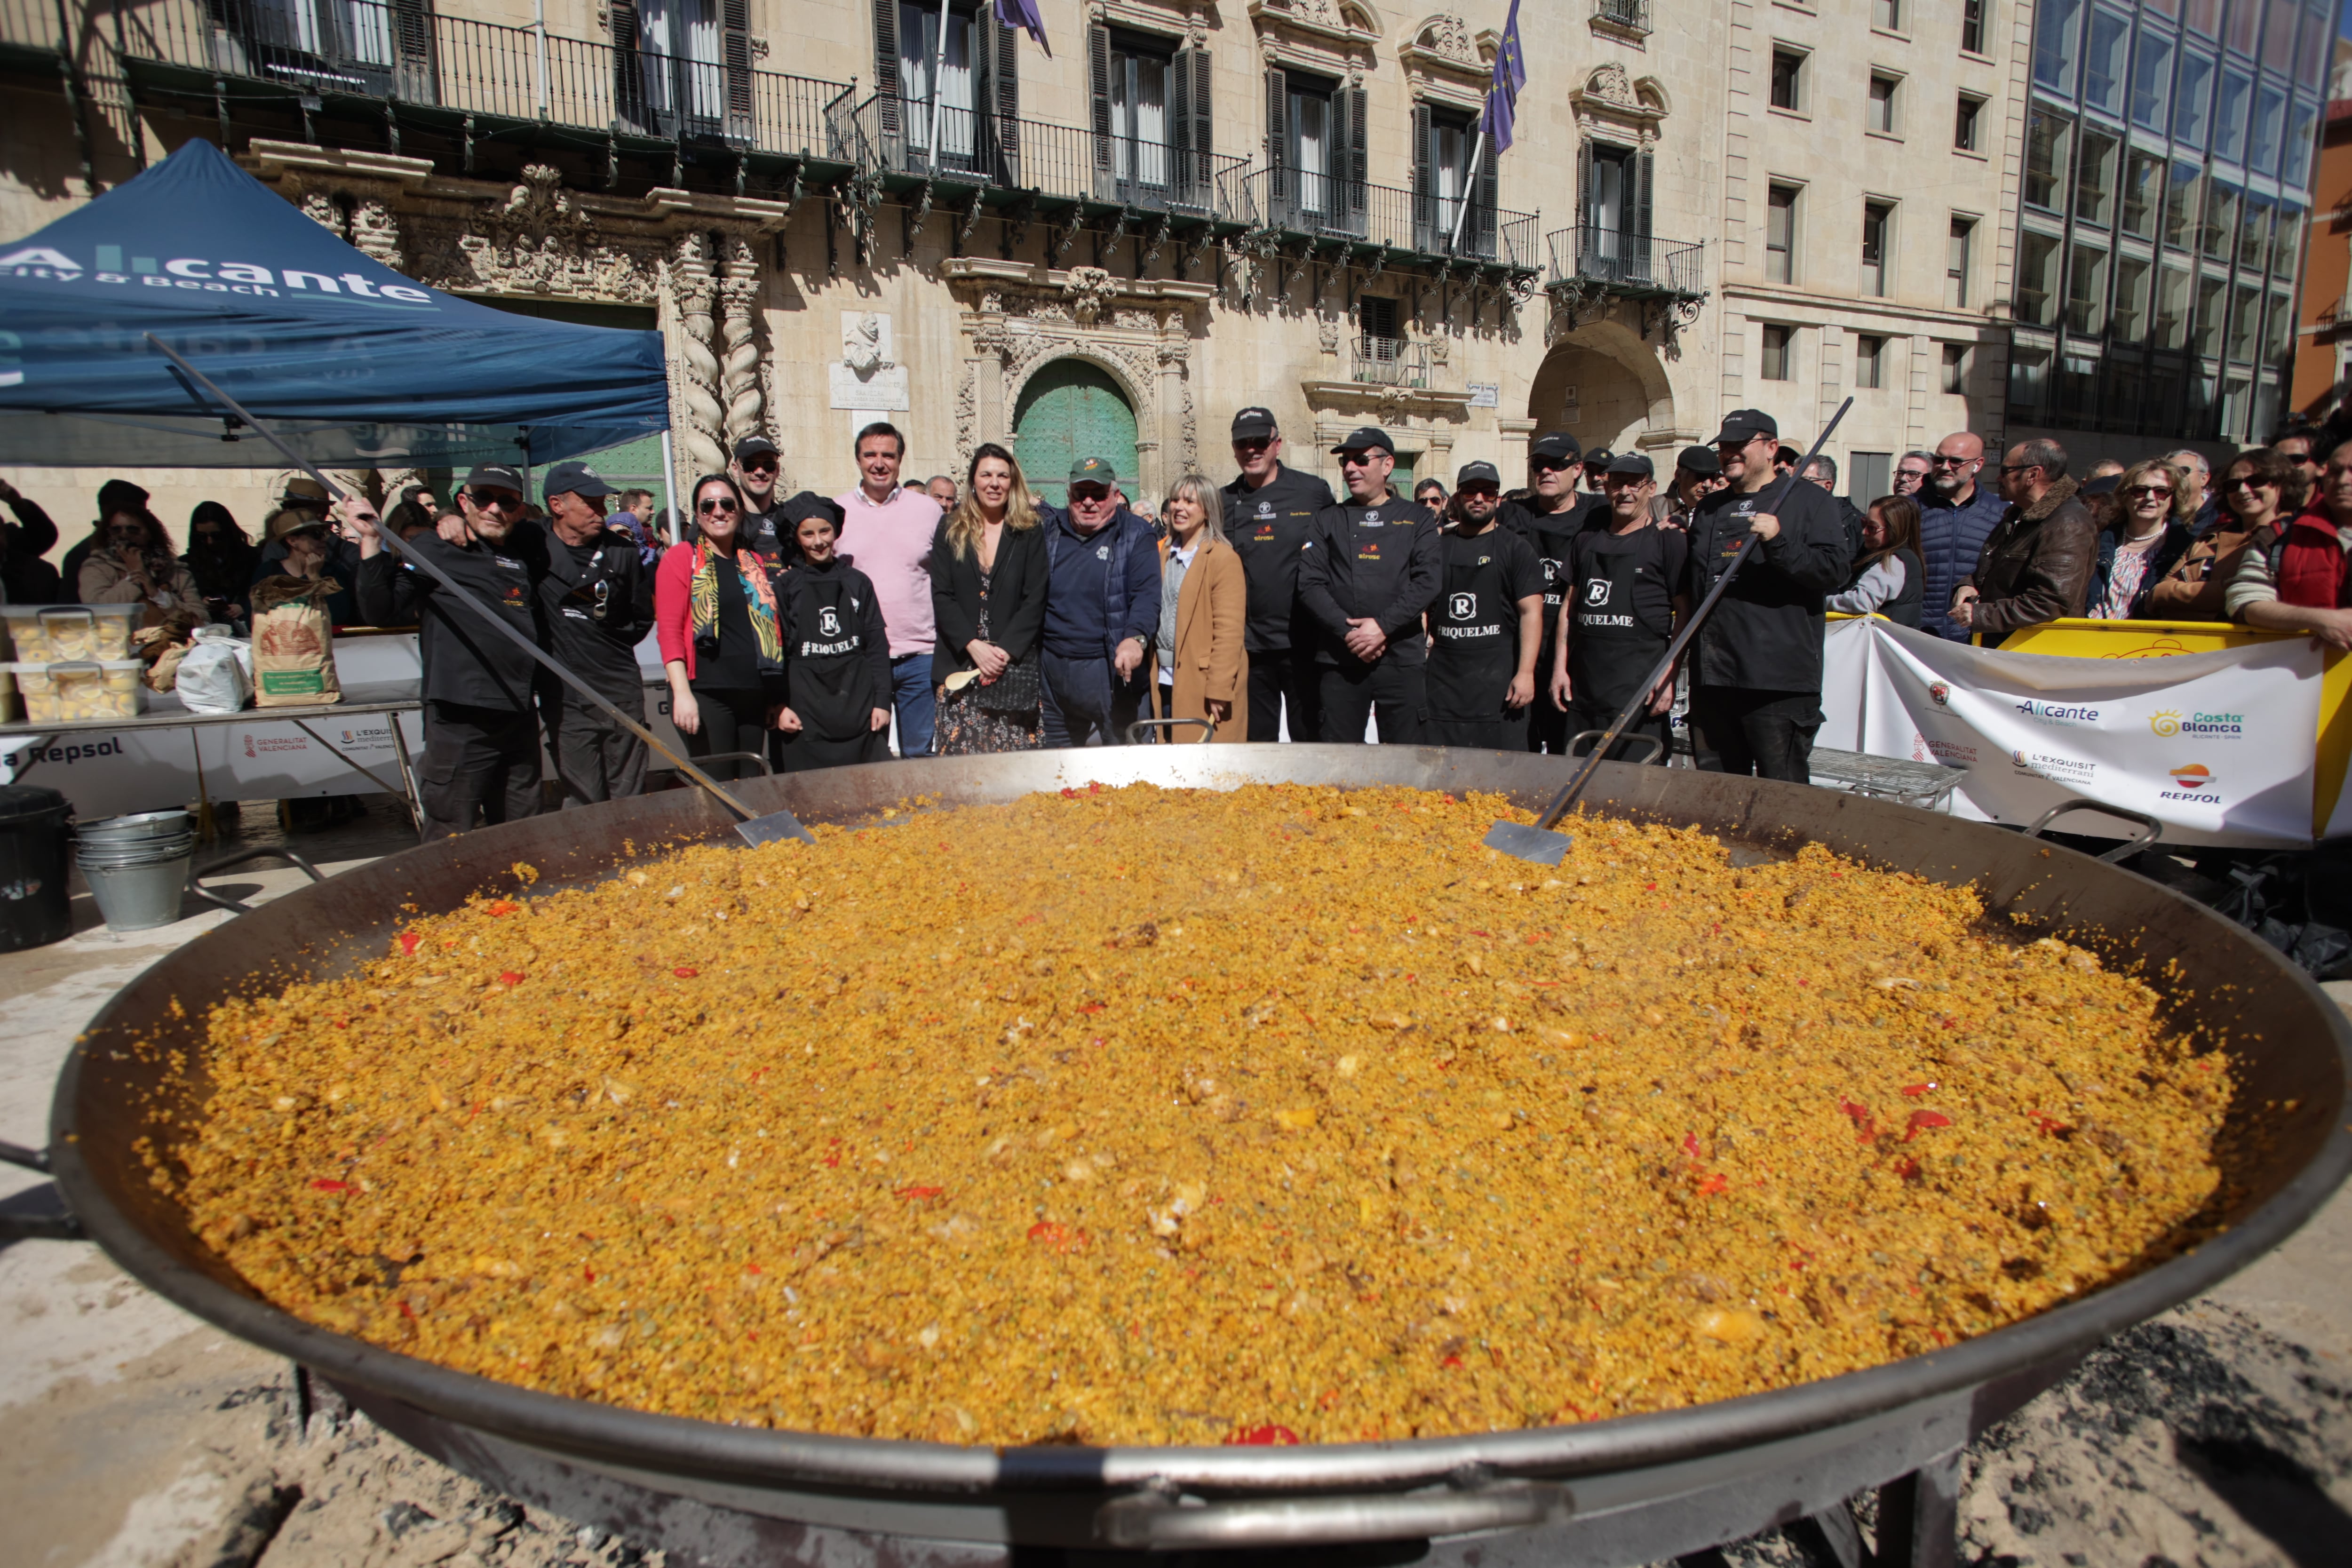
[2015,699,2102,727]
[2148,709,2245,739]
[2161,762,2218,801]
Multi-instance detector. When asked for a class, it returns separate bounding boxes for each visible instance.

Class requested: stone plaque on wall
[829,363,911,412]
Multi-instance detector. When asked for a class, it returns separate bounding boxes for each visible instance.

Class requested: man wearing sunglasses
[1221,406,1336,742]
[1298,426,1441,743]
[1502,431,1604,754]
[352,463,550,836]
[731,435,791,561]
[2232,439,2352,648]
[1040,457,1161,746]
[535,461,655,805]
[1556,453,1690,764]
[1915,432,2006,640]
[1681,409,1851,782]
[1425,461,1545,750]
[1948,438,2093,645]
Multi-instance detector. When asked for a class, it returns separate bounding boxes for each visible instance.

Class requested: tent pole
[660,427,680,546]
[141,333,758,823]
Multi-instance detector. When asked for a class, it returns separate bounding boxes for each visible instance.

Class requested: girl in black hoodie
[774,509,894,770]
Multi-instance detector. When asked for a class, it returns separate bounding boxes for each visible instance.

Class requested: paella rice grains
[173,783,2231,1446]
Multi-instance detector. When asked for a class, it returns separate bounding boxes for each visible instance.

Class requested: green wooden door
[1015,359,1139,507]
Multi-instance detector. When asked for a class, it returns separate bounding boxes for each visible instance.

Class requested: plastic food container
[9,661,149,724]
[2,605,143,663]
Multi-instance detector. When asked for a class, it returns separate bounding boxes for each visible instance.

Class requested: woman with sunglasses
[2086,459,2194,620]
[654,474,786,782]
[2148,449,2298,622]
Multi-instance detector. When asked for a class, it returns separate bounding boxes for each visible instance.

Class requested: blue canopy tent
[0,138,669,470]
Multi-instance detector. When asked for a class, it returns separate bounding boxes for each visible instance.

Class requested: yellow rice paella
[167,783,2235,1447]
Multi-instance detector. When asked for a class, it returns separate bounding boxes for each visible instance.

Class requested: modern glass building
[2012,0,2332,449]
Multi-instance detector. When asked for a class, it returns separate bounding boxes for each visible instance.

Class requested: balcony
[1351,335,1432,389]
[115,0,855,165]
[1591,0,1654,36]
[840,92,1250,224]
[1545,224,1706,298]
[1229,167,1539,272]
[0,0,62,60]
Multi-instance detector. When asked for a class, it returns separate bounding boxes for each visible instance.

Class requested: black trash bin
[0,783,73,951]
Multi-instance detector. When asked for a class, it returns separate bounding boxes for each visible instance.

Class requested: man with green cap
[1298,426,1442,743]
[1039,456,1162,746]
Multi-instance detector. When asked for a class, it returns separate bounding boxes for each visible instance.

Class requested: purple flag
[1482,0,1526,154]
[995,0,1050,56]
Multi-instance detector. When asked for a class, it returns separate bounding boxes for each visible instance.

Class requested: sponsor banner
[1822,620,2322,848]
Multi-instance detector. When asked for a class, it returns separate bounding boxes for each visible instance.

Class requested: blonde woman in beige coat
[1150,474,1250,741]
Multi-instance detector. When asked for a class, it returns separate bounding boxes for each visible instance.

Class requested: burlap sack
[250,575,343,707]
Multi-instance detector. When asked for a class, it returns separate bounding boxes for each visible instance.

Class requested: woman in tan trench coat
[1150,474,1250,741]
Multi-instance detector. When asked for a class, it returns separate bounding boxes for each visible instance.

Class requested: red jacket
[653,542,708,679]
[2274,506,2352,609]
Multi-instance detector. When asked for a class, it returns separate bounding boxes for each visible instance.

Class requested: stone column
[1157,329,1193,492]
[1498,417,1537,479]
[716,229,769,478]
[670,231,728,478]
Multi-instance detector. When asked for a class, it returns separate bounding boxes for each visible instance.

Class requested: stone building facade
[2,0,2030,538]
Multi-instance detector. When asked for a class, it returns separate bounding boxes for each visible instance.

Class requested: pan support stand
[1740,1451,1959,1568]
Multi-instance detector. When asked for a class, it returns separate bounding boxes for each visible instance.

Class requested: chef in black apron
[1551,453,1690,764]
[1503,431,1605,754]
[775,510,895,772]
[1425,461,1547,750]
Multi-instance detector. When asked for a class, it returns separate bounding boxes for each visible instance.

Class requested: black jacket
[1297,496,1443,667]
[355,529,548,712]
[1502,493,1603,655]
[928,518,1050,690]
[1681,478,1851,694]
[1,493,63,604]
[538,521,655,705]
[1223,464,1336,653]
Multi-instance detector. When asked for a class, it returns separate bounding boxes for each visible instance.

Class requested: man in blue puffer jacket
[1040,456,1162,746]
[1916,432,2009,639]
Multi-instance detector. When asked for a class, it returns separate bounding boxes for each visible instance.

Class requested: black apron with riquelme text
[1567,525,1678,713]
[1427,529,1521,721]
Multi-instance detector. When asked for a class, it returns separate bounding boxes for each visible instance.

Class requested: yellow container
[1,604,143,663]
[0,668,16,724]
[9,660,149,724]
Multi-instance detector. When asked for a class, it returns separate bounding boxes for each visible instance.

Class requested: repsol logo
[0,245,436,305]
[19,738,125,765]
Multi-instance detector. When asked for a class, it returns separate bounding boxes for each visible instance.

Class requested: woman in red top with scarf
[656,473,786,781]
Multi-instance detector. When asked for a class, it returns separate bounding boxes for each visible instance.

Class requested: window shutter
[722,0,753,141]
[1473,129,1498,257]
[1172,45,1213,209]
[1576,139,1594,231]
[1411,102,1435,243]
[873,0,902,141]
[979,19,1020,183]
[390,0,432,100]
[1265,67,1288,210]
[1634,147,1654,280]
[611,0,647,132]
[1342,85,1368,231]
[1089,24,1115,191]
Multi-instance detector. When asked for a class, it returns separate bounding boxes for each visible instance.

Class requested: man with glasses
[535,461,655,806]
[1656,445,1725,528]
[352,463,549,836]
[731,435,793,563]
[834,421,942,757]
[1681,409,1851,781]
[1892,452,1933,498]
[1556,454,1689,765]
[1221,406,1336,741]
[2166,448,2218,534]
[1506,431,1605,753]
[2229,439,2352,647]
[1040,457,1160,746]
[1948,438,2093,645]
[1299,427,1442,743]
[1916,432,2007,640]
[1425,461,1544,750]
[2270,426,2324,501]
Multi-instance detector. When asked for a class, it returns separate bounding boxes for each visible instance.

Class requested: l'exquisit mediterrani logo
[2148,708,2244,740]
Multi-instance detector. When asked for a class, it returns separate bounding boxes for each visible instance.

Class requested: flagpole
[926,0,953,169]
[1446,117,1486,254]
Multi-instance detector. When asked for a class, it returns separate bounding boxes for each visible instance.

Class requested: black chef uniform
[537,520,655,804]
[355,528,549,837]
[1425,523,1545,750]
[1296,495,1443,744]
[1503,492,1603,754]
[1223,463,1336,741]
[775,553,894,772]
[1562,520,1688,764]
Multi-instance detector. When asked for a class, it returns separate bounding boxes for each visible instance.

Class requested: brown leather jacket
[2144,518,2259,622]
[1960,475,2094,641]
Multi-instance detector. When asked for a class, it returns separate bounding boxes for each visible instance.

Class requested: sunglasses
[1929,454,1978,467]
[2124,485,2174,499]
[2222,476,2278,491]
[467,488,522,509]
[1233,438,1274,454]
[1069,486,1114,503]
[740,459,779,476]
[1529,457,1574,472]
[698,497,739,514]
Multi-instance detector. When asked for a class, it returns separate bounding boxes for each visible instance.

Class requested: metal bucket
[77,809,192,844]
[44,746,2352,1568]
[75,819,195,931]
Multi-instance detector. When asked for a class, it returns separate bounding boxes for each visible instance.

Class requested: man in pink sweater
[833,420,943,756]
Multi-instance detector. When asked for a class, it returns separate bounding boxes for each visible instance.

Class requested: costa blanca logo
[2149,709,2182,737]
[2171,709,2243,739]
[2015,699,2101,727]
[818,606,843,638]
[1928,682,1950,708]
[2169,763,2216,790]
[1447,592,1477,620]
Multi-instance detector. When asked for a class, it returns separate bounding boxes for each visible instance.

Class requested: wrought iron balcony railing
[116,0,853,159]
[1351,336,1432,389]
[839,93,1250,221]
[1546,224,1706,296]
[1229,167,1539,270]
[0,0,64,56]
[1592,0,1654,33]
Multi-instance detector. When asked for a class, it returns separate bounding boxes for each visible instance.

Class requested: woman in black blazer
[929,443,1052,754]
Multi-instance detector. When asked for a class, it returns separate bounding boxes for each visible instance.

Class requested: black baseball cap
[1528,431,1582,462]
[542,460,614,502]
[1330,426,1395,456]
[1677,444,1723,477]
[1455,460,1502,488]
[1711,409,1779,446]
[462,463,527,496]
[1605,453,1656,479]
[1231,407,1279,441]
[734,435,781,464]
[1583,446,1616,468]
